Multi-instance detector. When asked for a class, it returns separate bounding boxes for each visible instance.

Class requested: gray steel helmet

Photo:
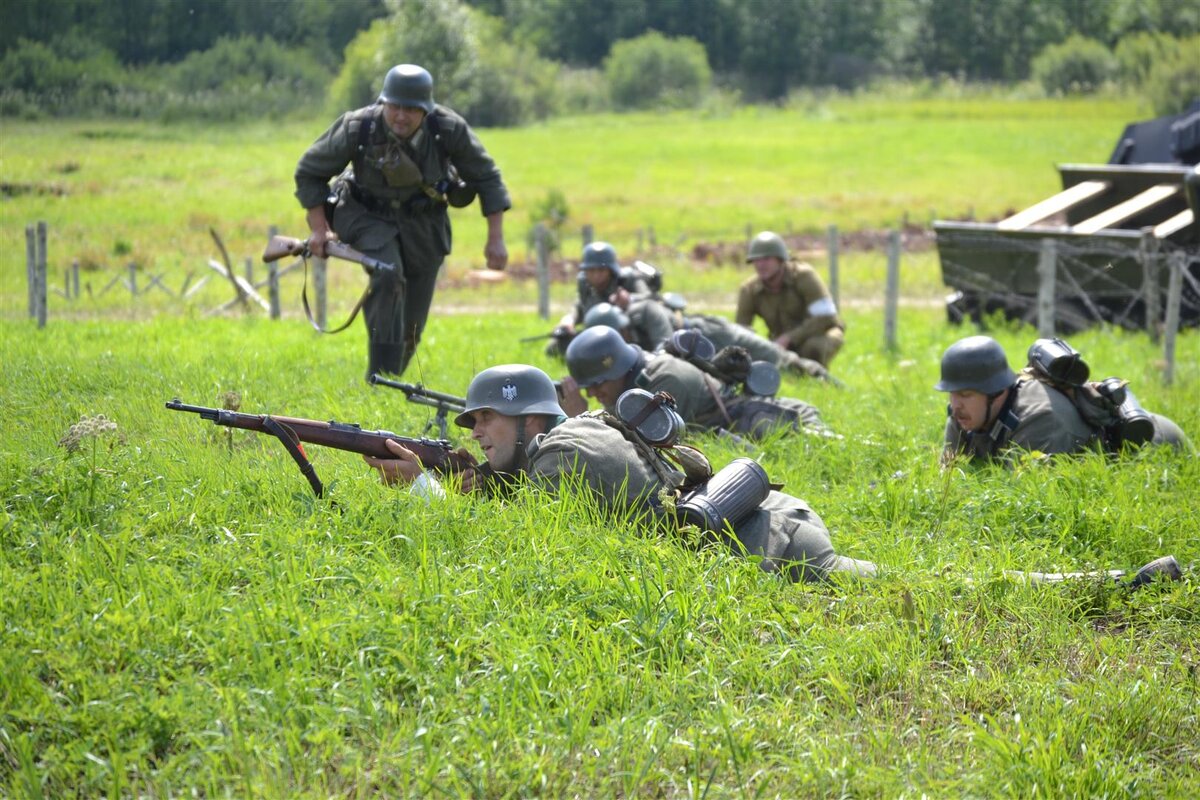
[580,241,619,276]
[934,336,1016,394]
[745,231,789,262]
[583,302,630,331]
[455,364,565,429]
[379,64,435,112]
[565,325,640,387]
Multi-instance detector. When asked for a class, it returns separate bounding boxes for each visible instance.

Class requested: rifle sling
[262,415,325,498]
[300,252,372,335]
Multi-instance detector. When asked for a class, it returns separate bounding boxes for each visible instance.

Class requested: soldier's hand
[305,206,336,259]
[484,237,508,271]
[557,376,588,417]
[363,438,425,486]
[609,287,631,309]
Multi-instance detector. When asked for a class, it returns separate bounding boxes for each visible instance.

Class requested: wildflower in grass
[57,414,122,454]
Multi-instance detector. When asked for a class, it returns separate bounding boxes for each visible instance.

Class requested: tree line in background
[3,0,1198,123]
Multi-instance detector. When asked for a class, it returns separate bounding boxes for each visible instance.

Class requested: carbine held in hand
[166,399,473,497]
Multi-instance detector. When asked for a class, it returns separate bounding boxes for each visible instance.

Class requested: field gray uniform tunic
[943,378,1189,460]
[572,271,652,327]
[295,104,510,376]
[620,352,826,437]
[526,414,868,582]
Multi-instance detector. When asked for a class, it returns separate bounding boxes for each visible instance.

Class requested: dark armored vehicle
[935,102,1200,332]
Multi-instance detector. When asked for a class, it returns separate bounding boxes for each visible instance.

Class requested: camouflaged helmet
[455,364,564,429]
[580,241,619,276]
[380,64,435,113]
[583,302,630,331]
[934,336,1016,394]
[745,231,789,262]
[565,325,640,388]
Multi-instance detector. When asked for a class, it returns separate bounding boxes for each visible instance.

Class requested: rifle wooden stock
[166,399,472,483]
[261,235,396,274]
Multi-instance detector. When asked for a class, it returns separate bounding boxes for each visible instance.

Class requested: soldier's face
[948,390,994,432]
[383,103,426,139]
[585,376,627,409]
[751,257,784,287]
[583,268,612,291]
[470,408,521,471]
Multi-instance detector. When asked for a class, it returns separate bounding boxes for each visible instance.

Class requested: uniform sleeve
[1010,406,1094,455]
[633,300,676,349]
[734,281,756,327]
[294,113,356,210]
[441,112,511,216]
[641,357,720,422]
[783,266,838,343]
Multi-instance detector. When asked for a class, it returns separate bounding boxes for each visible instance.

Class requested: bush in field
[1031,35,1118,95]
[0,36,125,116]
[329,0,559,127]
[604,32,712,111]
[1145,41,1200,116]
[557,67,611,115]
[166,35,326,96]
[1114,32,1181,87]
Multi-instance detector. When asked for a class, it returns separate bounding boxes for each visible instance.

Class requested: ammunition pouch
[676,458,771,535]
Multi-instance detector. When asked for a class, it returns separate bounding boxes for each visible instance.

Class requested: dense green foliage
[1032,35,1121,95]
[605,32,712,110]
[5,0,1200,121]
[1,308,1197,796]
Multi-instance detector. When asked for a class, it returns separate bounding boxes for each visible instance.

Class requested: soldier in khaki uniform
[936,335,1190,462]
[294,64,511,380]
[365,364,875,583]
[558,326,826,439]
[736,231,844,367]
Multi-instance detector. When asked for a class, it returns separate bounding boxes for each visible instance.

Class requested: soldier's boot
[367,343,405,382]
[1005,555,1182,589]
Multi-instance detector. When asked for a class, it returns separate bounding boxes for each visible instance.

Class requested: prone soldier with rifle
[364,364,1182,589]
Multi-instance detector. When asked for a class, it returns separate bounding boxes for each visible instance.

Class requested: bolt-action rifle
[166,399,473,498]
[260,235,400,335]
[369,374,466,439]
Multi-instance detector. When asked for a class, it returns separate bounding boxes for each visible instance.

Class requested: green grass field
[2,310,1197,797]
[3,94,1199,796]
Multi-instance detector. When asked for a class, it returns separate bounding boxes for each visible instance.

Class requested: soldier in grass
[936,335,1190,462]
[365,363,876,583]
[556,325,827,439]
[295,64,511,380]
[544,241,655,357]
[736,231,845,368]
[593,292,834,381]
[363,364,1181,588]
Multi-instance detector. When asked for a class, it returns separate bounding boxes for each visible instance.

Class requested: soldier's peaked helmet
[455,364,565,429]
[565,326,639,388]
[580,241,619,276]
[380,64,435,113]
[746,231,789,262]
[934,335,1016,394]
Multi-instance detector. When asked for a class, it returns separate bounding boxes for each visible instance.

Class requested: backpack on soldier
[1025,338,1155,451]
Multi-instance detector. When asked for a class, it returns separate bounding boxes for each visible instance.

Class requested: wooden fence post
[268,262,281,320]
[1139,228,1160,342]
[26,225,36,318]
[581,224,593,248]
[1162,250,1184,386]
[826,224,839,308]
[884,230,900,351]
[1036,238,1057,338]
[36,221,48,328]
[71,260,80,300]
[128,263,139,298]
[244,256,254,287]
[535,223,550,320]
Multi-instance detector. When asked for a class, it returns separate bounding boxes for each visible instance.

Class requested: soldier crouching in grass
[364,364,876,583]
[295,63,511,381]
[936,335,1191,463]
[556,325,827,440]
[363,364,1183,590]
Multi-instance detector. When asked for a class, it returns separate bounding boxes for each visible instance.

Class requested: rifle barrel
[369,375,466,408]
